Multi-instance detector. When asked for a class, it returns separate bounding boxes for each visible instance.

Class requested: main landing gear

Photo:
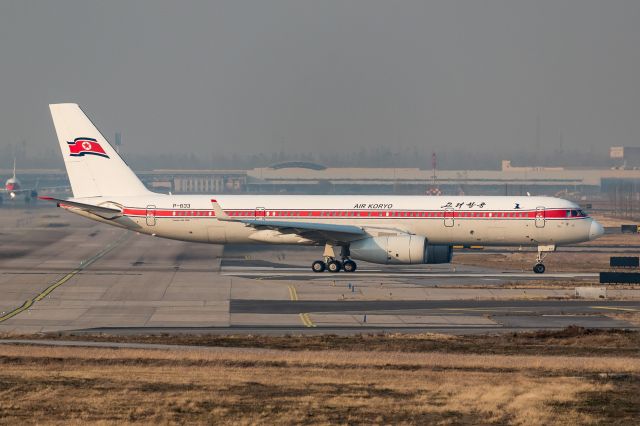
[532,244,555,274]
[311,244,357,273]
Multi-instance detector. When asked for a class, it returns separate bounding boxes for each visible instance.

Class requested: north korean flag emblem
[67,137,110,159]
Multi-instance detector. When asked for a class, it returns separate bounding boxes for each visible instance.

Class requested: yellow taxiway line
[299,313,316,327]
[0,232,130,323]
[288,285,298,301]
[287,285,313,326]
[591,306,639,312]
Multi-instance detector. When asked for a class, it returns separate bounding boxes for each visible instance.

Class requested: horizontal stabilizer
[39,196,122,219]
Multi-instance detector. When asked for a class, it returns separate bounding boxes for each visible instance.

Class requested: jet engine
[349,235,452,265]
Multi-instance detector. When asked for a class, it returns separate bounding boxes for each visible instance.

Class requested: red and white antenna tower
[426,151,441,195]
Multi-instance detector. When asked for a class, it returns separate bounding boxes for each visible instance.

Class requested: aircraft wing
[212,200,398,244]
[236,219,366,243]
[39,196,122,220]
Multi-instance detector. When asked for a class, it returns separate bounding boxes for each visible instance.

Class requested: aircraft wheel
[533,263,546,274]
[343,260,357,272]
[327,260,342,273]
[312,260,326,273]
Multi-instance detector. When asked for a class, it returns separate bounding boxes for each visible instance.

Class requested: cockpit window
[568,209,588,218]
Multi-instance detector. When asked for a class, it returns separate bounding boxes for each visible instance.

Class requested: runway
[1,207,639,334]
[221,265,598,281]
[230,299,640,314]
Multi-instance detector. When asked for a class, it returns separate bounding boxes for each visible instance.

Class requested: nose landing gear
[533,263,546,274]
[533,244,555,274]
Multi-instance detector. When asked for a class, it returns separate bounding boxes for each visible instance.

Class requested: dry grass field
[18,327,640,356]
[0,329,638,425]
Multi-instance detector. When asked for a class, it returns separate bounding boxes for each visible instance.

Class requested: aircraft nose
[589,220,605,240]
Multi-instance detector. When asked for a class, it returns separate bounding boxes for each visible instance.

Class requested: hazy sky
[1,1,639,161]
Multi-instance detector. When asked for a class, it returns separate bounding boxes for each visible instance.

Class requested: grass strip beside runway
[0,337,637,424]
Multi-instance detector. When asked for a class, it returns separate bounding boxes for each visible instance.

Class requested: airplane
[1,159,38,201]
[40,103,604,274]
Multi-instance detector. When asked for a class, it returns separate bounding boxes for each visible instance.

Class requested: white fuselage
[64,194,602,247]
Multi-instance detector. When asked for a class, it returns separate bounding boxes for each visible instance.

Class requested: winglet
[211,199,233,221]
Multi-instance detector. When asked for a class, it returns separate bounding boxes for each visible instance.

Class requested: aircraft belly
[139,218,209,243]
[423,219,537,246]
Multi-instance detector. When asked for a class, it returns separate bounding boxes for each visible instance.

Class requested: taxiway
[0,207,638,334]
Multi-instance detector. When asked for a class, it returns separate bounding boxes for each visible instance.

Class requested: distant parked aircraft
[1,159,38,201]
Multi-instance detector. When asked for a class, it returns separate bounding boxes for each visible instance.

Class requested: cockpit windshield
[568,209,588,217]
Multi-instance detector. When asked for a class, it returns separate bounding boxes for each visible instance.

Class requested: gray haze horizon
[1,1,639,170]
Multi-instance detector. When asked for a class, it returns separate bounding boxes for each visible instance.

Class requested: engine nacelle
[349,235,452,265]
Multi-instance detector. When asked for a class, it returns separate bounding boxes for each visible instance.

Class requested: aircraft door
[146,205,156,226]
[535,207,545,228]
[444,208,454,227]
[255,207,266,220]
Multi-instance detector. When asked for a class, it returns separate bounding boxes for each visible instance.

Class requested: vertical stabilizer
[49,103,150,198]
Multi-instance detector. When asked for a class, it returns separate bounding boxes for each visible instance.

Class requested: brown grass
[8,327,639,357]
[606,312,640,326]
[0,343,637,425]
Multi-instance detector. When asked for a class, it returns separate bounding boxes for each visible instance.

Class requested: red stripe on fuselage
[121,208,588,221]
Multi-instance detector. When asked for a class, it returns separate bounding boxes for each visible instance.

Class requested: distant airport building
[242,160,640,196]
[5,160,640,201]
[140,170,247,194]
[610,146,640,169]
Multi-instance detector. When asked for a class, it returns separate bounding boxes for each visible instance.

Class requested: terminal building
[4,157,640,200]
[610,146,640,169]
[237,160,640,197]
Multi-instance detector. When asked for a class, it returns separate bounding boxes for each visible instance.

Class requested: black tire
[343,260,357,272]
[312,260,326,273]
[533,263,546,274]
[327,260,342,273]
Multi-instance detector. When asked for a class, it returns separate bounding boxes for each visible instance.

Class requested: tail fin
[49,103,150,198]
